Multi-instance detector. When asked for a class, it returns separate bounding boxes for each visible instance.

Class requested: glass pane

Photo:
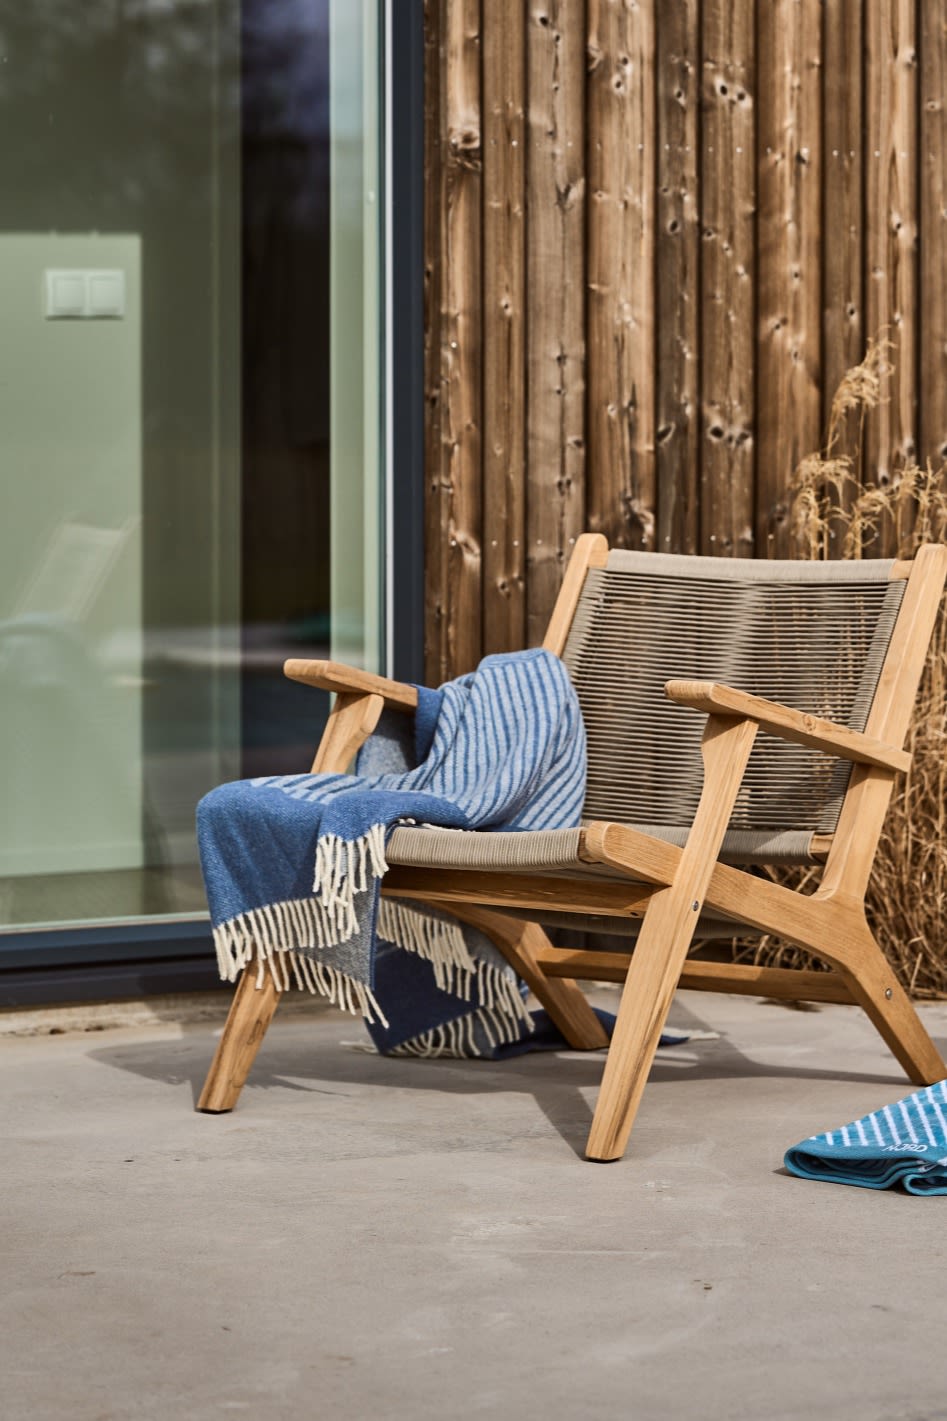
[0,0,383,936]
[330,0,382,671]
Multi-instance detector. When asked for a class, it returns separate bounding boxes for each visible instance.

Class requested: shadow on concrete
[87,995,932,1161]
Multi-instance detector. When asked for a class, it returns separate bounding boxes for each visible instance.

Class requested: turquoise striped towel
[784,1079,947,1193]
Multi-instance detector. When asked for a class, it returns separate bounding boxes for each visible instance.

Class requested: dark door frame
[387,0,426,686]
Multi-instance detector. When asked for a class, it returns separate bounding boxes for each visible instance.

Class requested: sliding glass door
[0,0,385,942]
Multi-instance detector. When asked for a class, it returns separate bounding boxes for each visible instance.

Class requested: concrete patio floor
[3,988,947,1421]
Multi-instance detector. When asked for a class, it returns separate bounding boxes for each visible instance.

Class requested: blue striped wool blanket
[197,649,588,1058]
[785,1080,947,1193]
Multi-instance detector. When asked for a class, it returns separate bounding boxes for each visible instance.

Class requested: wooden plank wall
[423,0,947,680]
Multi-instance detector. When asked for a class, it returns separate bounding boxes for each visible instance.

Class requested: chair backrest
[562,550,906,863]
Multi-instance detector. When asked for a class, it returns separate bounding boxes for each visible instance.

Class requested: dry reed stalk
[734,337,947,997]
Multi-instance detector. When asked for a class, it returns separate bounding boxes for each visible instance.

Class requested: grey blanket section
[356,705,523,996]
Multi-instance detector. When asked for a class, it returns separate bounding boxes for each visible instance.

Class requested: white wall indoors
[0,233,143,875]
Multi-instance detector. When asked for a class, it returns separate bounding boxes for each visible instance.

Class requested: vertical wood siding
[525,0,587,645]
[655,0,699,556]
[699,0,755,558]
[482,0,527,655]
[586,0,656,551]
[919,1,947,469]
[865,0,918,488]
[822,0,865,443]
[756,0,823,557]
[423,0,947,679]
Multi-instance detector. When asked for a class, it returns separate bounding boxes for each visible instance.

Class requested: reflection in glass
[0,0,383,933]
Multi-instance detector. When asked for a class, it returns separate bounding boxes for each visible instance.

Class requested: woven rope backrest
[562,551,905,840]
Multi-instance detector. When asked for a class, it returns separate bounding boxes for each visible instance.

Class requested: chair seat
[385,825,746,942]
[386,822,817,872]
[387,824,586,872]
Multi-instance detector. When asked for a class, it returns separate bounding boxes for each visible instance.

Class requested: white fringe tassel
[388,1003,524,1059]
[212,832,531,1049]
[212,897,388,1027]
[312,826,388,940]
[377,898,477,996]
[376,897,533,1035]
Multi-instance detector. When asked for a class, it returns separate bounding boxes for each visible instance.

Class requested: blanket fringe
[214,826,387,990]
[388,1003,525,1059]
[212,899,388,1027]
[376,898,532,1031]
[377,897,475,994]
[311,826,388,939]
[212,881,530,1046]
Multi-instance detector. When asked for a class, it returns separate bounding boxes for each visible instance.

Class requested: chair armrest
[664,680,911,774]
[283,659,418,712]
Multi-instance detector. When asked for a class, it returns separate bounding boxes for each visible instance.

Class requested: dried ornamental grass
[736,339,947,997]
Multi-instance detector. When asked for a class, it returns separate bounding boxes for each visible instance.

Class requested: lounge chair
[198,535,947,1162]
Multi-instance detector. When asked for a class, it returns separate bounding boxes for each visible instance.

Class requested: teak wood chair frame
[198,534,947,1162]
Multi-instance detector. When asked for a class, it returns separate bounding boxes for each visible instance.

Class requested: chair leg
[585,713,760,1162]
[197,691,384,1115]
[584,893,700,1161]
[832,923,947,1086]
[197,965,282,1113]
[443,904,609,1050]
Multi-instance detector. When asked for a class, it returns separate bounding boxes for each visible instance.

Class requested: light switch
[45,270,86,318]
[44,268,126,319]
[87,270,125,317]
